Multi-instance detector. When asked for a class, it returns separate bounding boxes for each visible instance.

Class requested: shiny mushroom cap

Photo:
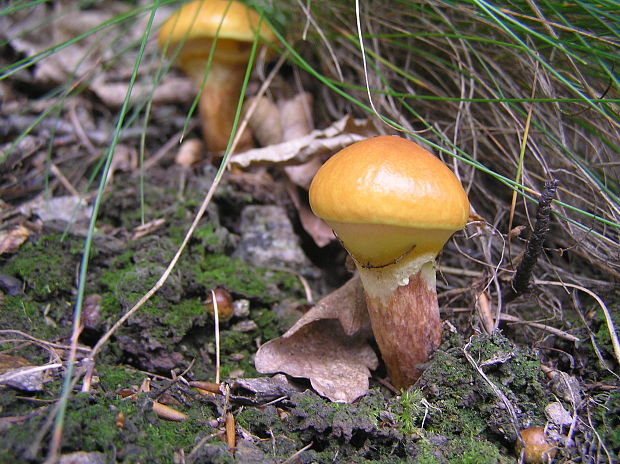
[309,135,470,266]
[158,0,276,71]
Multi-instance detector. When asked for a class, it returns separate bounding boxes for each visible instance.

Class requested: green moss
[163,298,205,327]
[387,333,552,462]
[219,329,252,354]
[591,390,620,452]
[185,222,232,254]
[454,439,501,464]
[414,333,549,441]
[1,391,214,462]
[3,233,82,300]
[236,389,398,463]
[396,389,430,434]
[414,436,502,464]
[194,254,274,301]
[236,404,282,433]
[0,293,69,343]
[252,307,285,341]
[414,439,442,464]
[96,365,146,393]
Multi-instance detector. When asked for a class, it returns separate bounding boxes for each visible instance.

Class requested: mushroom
[309,135,470,389]
[516,427,557,464]
[158,0,276,152]
[205,288,234,321]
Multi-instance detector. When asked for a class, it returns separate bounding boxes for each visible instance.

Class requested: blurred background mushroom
[158,0,276,153]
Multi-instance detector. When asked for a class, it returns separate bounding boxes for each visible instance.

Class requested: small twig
[225,412,236,454]
[185,431,221,463]
[504,179,559,303]
[0,330,90,353]
[535,279,620,369]
[281,441,314,464]
[499,313,580,342]
[147,359,195,401]
[49,163,80,197]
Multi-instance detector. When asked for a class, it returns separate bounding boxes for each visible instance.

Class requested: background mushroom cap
[158,0,276,67]
[309,135,470,231]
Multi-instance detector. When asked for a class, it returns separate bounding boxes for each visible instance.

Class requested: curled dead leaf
[230,115,378,168]
[278,92,314,142]
[0,225,30,255]
[286,181,334,247]
[255,276,378,403]
[244,96,282,147]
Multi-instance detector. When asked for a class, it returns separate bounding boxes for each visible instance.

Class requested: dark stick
[503,179,559,303]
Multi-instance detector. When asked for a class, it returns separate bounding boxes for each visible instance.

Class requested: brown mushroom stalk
[309,136,470,390]
[158,0,276,153]
[190,61,248,153]
[358,248,443,390]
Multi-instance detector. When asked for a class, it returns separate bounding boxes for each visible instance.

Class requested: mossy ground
[229,332,551,464]
[0,170,617,463]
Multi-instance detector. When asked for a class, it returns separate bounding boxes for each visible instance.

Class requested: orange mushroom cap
[158,0,276,72]
[309,135,470,266]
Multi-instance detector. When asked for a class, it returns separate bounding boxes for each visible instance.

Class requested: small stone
[228,369,245,378]
[545,402,573,427]
[233,299,250,318]
[232,205,317,278]
[232,320,258,332]
[549,371,582,404]
[59,451,106,464]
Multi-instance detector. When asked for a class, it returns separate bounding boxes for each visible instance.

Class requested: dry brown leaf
[476,291,495,335]
[255,276,378,403]
[230,115,378,168]
[284,156,322,191]
[286,181,334,248]
[0,225,31,255]
[276,92,335,247]
[91,76,196,109]
[20,195,93,225]
[280,93,317,189]
[244,96,282,147]
[6,6,125,85]
[279,92,314,142]
[174,139,205,168]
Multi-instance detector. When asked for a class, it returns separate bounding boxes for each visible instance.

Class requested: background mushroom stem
[357,255,442,390]
[187,63,253,153]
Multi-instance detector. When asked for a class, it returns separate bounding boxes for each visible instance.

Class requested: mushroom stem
[357,254,442,390]
[187,62,253,153]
